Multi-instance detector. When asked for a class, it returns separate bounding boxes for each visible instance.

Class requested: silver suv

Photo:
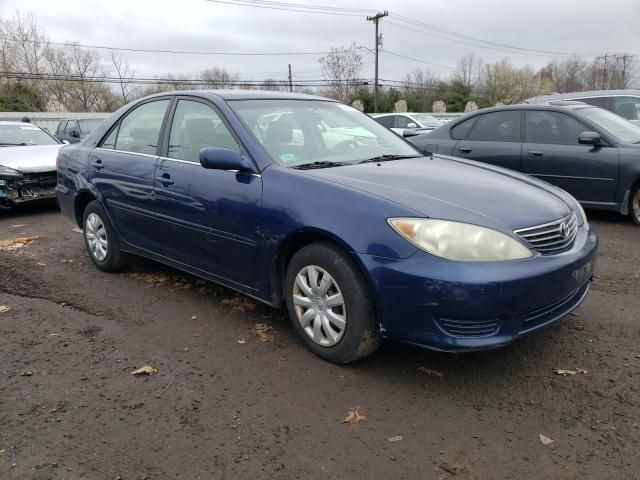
[526,90,640,126]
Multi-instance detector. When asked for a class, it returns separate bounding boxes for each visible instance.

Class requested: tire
[631,185,640,226]
[284,242,381,364]
[82,200,127,272]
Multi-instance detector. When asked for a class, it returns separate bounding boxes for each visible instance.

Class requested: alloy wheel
[292,265,346,347]
[85,212,108,262]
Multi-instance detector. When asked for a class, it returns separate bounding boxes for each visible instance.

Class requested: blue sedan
[56,91,598,363]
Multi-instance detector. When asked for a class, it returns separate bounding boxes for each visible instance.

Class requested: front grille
[435,318,500,337]
[514,213,578,253]
[525,287,581,323]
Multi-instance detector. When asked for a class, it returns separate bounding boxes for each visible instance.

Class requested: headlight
[388,218,533,262]
[573,199,588,228]
[0,165,22,179]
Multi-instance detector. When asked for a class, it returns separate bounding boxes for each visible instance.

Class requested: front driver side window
[395,116,414,128]
[168,100,239,163]
[101,100,170,155]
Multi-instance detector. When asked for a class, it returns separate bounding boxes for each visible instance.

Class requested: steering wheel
[332,139,359,154]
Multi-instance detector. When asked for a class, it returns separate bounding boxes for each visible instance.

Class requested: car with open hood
[56,91,598,363]
[0,121,63,208]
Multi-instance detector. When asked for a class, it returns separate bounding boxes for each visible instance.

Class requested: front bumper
[0,171,57,207]
[359,225,598,351]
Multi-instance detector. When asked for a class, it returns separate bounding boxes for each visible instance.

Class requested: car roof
[526,89,640,103]
[456,103,599,116]
[141,89,334,102]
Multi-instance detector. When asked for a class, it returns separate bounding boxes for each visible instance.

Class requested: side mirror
[578,131,601,145]
[402,129,420,138]
[406,122,418,128]
[199,147,253,173]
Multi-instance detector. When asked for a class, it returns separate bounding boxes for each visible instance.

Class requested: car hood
[304,155,573,231]
[0,144,62,173]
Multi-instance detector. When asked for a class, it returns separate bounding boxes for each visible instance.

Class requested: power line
[204,0,371,17]
[382,50,456,71]
[388,13,597,57]
[4,37,356,57]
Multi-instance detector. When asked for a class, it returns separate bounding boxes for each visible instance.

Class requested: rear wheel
[82,200,127,272]
[284,242,381,364]
[631,185,640,226]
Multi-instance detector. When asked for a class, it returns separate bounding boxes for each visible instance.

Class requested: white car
[371,113,445,136]
[0,121,63,208]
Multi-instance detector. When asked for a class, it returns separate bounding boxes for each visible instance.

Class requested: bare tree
[200,67,239,89]
[259,78,285,91]
[452,53,483,89]
[110,52,136,105]
[401,68,440,93]
[319,43,362,102]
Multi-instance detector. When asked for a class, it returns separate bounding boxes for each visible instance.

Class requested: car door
[89,98,171,252]
[56,121,68,143]
[65,120,82,143]
[154,97,263,289]
[522,110,619,203]
[454,110,523,171]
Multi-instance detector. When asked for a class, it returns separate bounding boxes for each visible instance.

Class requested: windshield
[229,99,420,167]
[578,107,640,143]
[78,119,103,135]
[0,124,58,146]
[412,114,444,127]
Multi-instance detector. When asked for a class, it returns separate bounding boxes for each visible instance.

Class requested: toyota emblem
[560,221,570,239]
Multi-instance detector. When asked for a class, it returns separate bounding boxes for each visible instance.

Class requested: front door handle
[458,147,472,153]
[528,150,544,156]
[155,174,174,186]
[91,159,104,170]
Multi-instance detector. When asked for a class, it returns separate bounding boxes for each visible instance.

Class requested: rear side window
[575,97,610,109]
[525,111,589,145]
[450,117,476,139]
[100,100,170,155]
[167,100,239,163]
[613,97,640,121]
[468,111,521,142]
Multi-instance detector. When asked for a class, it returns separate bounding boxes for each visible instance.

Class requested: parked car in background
[57,90,597,363]
[410,102,640,224]
[371,112,444,136]
[55,118,105,143]
[526,90,640,126]
[0,121,63,208]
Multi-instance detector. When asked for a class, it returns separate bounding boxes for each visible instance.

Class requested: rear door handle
[528,150,544,156]
[155,174,174,186]
[91,159,104,170]
[458,147,472,153]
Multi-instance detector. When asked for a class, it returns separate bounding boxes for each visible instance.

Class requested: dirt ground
[1,201,639,480]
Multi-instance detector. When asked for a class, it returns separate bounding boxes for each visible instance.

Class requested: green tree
[0,82,45,111]
[444,80,472,112]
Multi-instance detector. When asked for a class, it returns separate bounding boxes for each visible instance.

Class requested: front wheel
[82,200,128,272]
[284,242,381,364]
[631,185,640,226]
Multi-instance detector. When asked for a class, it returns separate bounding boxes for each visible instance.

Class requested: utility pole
[620,54,634,88]
[367,11,388,113]
[288,64,293,92]
[597,54,609,89]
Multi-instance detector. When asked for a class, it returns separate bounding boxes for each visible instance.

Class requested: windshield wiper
[357,154,420,164]
[292,161,351,170]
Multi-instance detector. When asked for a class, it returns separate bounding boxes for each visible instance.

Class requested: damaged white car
[0,121,63,208]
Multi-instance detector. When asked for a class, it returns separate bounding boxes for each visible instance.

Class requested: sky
[1,0,639,86]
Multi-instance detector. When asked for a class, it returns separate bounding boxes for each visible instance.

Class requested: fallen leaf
[191,315,197,320]
[131,365,158,376]
[72,227,83,233]
[539,433,554,446]
[251,323,274,342]
[0,236,40,252]
[440,463,465,475]
[388,435,403,442]
[0,305,10,314]
[237,338,247,344]
[222,296,257,312]
[418,366,444,377]
[553,368,588,376]
[36,262,47,266]
[129,272,169,287]
[342,406,366,430]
